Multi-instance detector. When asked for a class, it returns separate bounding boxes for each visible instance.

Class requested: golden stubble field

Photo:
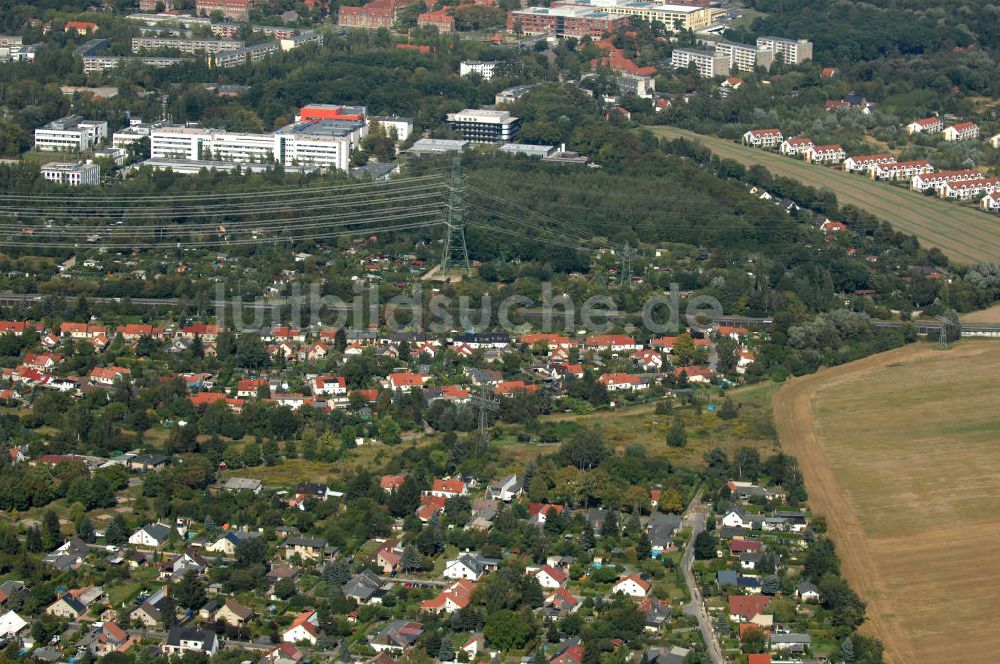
[773,341,1000,664]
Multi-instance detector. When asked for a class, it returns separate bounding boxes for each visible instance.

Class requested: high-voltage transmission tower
[470,383,499,444]
[619,241,635,286]
[935,314,956,350]
[440,157,470,274]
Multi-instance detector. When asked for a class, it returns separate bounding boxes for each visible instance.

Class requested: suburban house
[419,579,476,613]
[980,192,1000,212]
[796,581,821,603]
[742,129,783,148]
[0,611,26,639]
[728,595,771,622]
[380,474,406,493]
[342,571,386,604]
[779,137,812,156]
[205,530,259,556]
[428,477,467,498]
[128,523,171,549]
[486,474,522,502]
[534,564,569,589]
[283,609,320,644]
[598,372,648,392]
[213,598,254,627]
[370,620,424,653]
[90,366,130,386]
[311,375,347,396]
[443,552,499,581]
[162,628,218,656]
[610,574,652,598]
[283,536,334,561]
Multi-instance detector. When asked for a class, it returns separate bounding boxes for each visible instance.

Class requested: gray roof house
[342,571,385,604]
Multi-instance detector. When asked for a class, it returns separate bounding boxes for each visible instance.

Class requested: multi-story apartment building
[742,128,783,148]
[213,42,279,67]
[943,122,979,141]
[445,109,520,144]
[712,40,774,72]
[671,47,729,78]
[34,116,108,152]
[755,36,813,64]
[40,161,100,186]
[508,5,628,38]
[196,0,255,21]
[132,37,244,54]
[905,117,943,134]
[112,120,168,149]
[82,55,187,73]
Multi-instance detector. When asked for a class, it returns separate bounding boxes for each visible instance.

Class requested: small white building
[742,128,783,148]
[610,574,651,598]
[129,523,171,548]
[459,60,497,80]
[41,161,100,186]
[943,122,979,141]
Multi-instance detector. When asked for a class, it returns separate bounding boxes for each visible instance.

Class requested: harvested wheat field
[773,341,1000,664]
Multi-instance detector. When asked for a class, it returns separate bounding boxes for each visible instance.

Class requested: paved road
[681,489,725,664]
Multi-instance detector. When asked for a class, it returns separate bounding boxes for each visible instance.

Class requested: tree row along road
[647,126,1000,265]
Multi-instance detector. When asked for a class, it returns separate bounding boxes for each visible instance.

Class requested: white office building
[34,116,108,152]
[40,161,100,186]
[371,116,413,142]
[149,120,366,172]
[459,60,497,80]
[755,36,813,65]
[445,109,520,144]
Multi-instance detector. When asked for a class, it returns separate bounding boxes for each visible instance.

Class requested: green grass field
[647,126,1000,264]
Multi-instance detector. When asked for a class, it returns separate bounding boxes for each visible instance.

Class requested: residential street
[681,489,725,664]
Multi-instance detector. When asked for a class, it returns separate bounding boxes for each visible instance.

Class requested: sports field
[773,341,1000,664]
[648,126,1000,264]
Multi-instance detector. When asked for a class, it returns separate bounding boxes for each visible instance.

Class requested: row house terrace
[943,122,979,141]
[911,168,982,192]
[742,129,783,148]
[804,144,845,164]
[980,192,1000,212]
[872,160,933,181]
[842,153,895,174]
[778,137,812,156]
[937,177,1000,200]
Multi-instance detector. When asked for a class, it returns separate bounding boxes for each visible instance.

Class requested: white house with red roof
[980,192,1000,212]
[631,349,663,371]
[872,159,933,181]
[937,177,999,200]
[90,366,130,386]
[533,564,568,589]
[742,129,783,148]
[380,474,406,493]
[820,219,847,233]
[528,503,564,524]
[584,334,640,352]
[906,117,943,134]
[944,122,979,141]
[180,324,221,341]
[598,373,648,392]
[383,372,428,391]
[236,378,267,398]
[842,153,895,174]
[311,376,347,396]
[428,477,467,498]
[715,325,749,340]
[23,352,62,370]
[544,588,580,614]
[494,380,538,397]
[283,609,319,645]
[779,137,813,156]
[61,322,106,339]
[302,342,330,362]
[804,144,845,164]
[419,579,475,613]
[611,574,652,598]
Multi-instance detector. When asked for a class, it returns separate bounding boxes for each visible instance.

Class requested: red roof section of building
[728,594,771,619]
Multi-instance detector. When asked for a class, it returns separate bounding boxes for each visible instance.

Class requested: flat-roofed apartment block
[41,161,100,186]
[755,36,813,64]
[446,109,520,144]
[34,115,108,152]
[213,42,279,67]
[670,47,729,78]
[131,37,245,54]
[712,40,774,72]
[508,5,628,38]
